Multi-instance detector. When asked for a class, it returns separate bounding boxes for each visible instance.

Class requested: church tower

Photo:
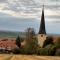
[37,6,47,47]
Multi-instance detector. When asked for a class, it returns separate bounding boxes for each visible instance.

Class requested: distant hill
[0,31,26,38]
[47,33,60,37]
[0,31,60,39]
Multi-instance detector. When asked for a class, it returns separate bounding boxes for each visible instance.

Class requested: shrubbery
[12,28,60,56]
[37,44,56,56]
[12,36,60,55]
[12,48,20,54]
[37,48,48,55]
[12,44,60,56]
[55,49,60,56]
[43,37,53,48]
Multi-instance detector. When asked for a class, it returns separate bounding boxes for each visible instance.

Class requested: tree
[55,37,60,48]
[24,37,38,54]
[12,48,20,54]
[53,37,60,56]
[55,49,60,56]
[24,28,38,54]
[43,37,54,48]
[25,28,35,45]
[16,35,21,48]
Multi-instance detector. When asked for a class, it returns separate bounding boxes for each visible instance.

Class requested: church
[37,6,47,47]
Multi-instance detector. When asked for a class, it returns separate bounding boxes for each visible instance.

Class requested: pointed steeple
[39,5,46,34]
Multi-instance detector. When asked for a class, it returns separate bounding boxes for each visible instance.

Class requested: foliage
[55,37,60,48]
[12,48,20,54]
[25,28,35,43]
[16,35,21,48]
[37,48,48,55]
[43,37,53,48]
[24,37,38,55]
[37,44,57,56]
[55,49,60,56]
[24,28,38,54]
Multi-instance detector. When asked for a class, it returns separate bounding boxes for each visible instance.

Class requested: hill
[0,31,25,38]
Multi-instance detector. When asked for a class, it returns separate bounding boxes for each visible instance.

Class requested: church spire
[39,5,46,34]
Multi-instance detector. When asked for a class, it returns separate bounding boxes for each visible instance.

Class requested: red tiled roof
[0,40,17,50]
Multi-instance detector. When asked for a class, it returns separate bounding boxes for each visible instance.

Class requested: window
[41,34,43,37]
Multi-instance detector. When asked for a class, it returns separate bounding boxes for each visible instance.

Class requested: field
[0,54,60,60]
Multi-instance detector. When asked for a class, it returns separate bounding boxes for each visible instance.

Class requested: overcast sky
[0,0,60,34]
[0,0,60,18]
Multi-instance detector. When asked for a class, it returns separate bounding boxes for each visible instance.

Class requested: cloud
[0,0,60,19]
[0,0,7,3]
[0,0,60,33]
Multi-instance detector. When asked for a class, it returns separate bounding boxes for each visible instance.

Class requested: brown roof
[0,40,17,50]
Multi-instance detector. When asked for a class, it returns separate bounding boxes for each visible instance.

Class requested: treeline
[13,28,60,56]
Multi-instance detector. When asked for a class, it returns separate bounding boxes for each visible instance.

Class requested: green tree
[53,37,60,56]
[55,49,60,56]
[55,37,60,48]
[25,28,38,54]
[16,35,21,48]
[43,37,54,48]
[12,48,20,54]
[25,37,38,54]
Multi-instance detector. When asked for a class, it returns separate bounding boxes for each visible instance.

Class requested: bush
[37,48,49,55]
[12,48,20,54]
[37,44,56,56]
[51,44,60,56]
[55,49,60,56]
[43,37,53,48]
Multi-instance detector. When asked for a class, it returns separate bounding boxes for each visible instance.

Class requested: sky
[0,0,60,34]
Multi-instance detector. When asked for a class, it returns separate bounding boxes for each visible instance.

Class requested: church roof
[39,6,46,34]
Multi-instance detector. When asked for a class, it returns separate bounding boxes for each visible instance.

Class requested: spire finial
[39,3,46,34]
[42,0,45,9]
[42,4,44,11]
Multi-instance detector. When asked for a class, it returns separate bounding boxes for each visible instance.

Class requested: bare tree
[25,28,35,44]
